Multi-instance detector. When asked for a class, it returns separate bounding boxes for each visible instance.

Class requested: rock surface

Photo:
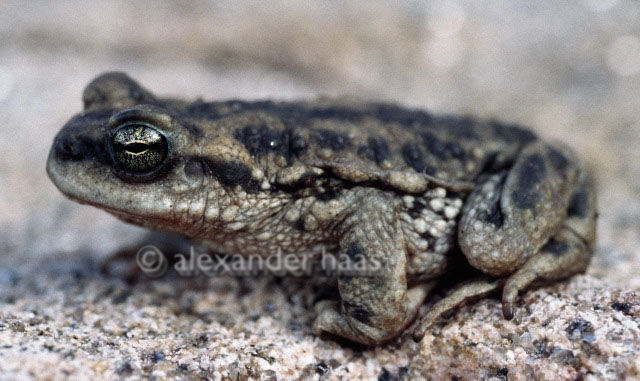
[1,268,638,380]
[1,0,640,379]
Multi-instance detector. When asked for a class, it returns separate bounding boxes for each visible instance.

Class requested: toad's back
[161,97,538,192]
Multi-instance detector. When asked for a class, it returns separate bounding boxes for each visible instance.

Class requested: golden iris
[112,123,167,173]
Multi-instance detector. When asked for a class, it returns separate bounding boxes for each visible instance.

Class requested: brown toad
[46,72,597,345]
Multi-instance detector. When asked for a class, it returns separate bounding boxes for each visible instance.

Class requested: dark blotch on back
[440,116,479,139]
[372,103,433,127]
[402,142,437,175]
[424,165,437,175]
[306,106,365,122]
[357,136,390,165]
[402,142,426,173]
[234,124,307,160]
[289,135,308,155]
[568,188,589,218]
[202,159,259,192]
[542,239,569,257]
[491,121,537,144]
[420,131,465,160]
[234,124,280,157]
[511,154,546,210]
[313,129,351,150]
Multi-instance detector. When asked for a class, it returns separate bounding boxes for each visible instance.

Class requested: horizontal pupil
[111,124,168,176]
[124,142,150,153]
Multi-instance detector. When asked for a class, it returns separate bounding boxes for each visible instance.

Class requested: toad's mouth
[53,181,183,235]
[47,149,174,221]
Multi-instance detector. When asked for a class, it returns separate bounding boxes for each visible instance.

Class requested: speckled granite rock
[414,276,640,380]
[0,267,638,380]
[1,0,640,379]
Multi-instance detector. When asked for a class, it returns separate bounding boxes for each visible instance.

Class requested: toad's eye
[111,123,168,174]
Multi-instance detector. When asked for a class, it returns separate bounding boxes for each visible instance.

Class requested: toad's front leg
[311,188,432,345]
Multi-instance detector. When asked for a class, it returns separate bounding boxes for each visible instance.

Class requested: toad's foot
[412,278,502,341]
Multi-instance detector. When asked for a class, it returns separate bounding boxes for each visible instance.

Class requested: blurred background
[1,0,639,286]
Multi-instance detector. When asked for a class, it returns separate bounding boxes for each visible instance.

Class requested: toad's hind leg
[413,169,597,341]
[312,189,435,345]
[458,142,582,278]
[458,140,597,319]
[501,171,597,318]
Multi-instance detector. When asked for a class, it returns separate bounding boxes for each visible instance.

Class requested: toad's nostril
[55,136,83,160]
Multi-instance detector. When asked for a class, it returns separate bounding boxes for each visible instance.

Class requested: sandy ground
[0,1,639,379]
